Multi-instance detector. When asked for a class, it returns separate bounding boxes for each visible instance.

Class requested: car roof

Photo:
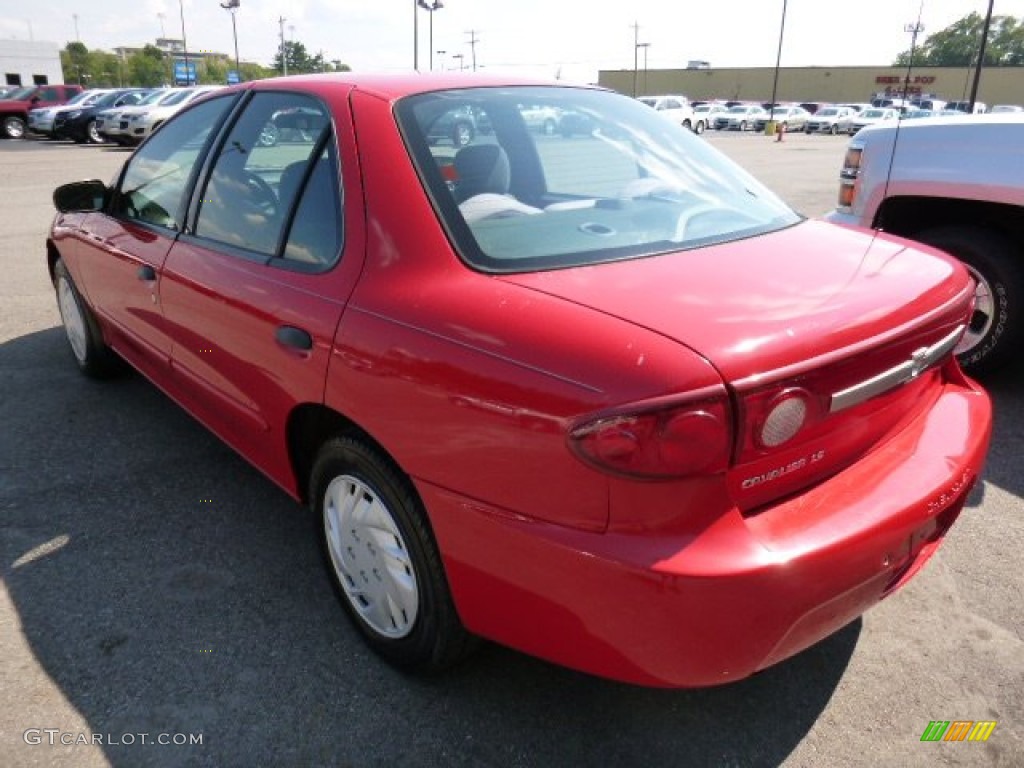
[236,72,594,103]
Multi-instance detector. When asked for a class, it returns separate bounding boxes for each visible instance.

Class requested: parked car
[828,112,1024,373]
[946,100,987,114]
[691,103,728,134]
[989,104,1023,113]
[124,86,222,145]
[637,94,695,130]
[753,105,810,132]
[806,106,857,134]
[47,74,991,688]
[798,102,827,114]
[0,83,83,139]
[425,105,480,146]
[28,89,108,138]
[848,107,898,134]
[722,104,767,131]
[53,88,153,144]
[95,88,172,145]
[519,104,562,135]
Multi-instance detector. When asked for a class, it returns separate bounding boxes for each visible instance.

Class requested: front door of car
[159,90,364,491]
[71,95,238,380]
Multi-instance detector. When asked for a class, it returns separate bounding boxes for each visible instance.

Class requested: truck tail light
[837,145,863,210]
[569,393,731,480]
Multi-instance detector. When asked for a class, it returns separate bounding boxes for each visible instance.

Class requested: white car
[847,107,898,134]
[96,89,175,145]
[989,104,1022,113]
[721,104,767,131]
[806,106,856,135]
[519,104,562,135]
[125,86,222,145]
[637,95,695,130]
[691,103,728,134]
[753,106,809,133]
[28,89,109,137]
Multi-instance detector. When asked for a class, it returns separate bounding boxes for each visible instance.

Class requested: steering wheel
[243,171,278,216]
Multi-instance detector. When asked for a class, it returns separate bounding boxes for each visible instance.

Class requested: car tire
[3,115,26,139]
[829,124,838,135]
[914,226,1024,374]
[739,120,747,131]
[53,259,121,378]
[451,121,474,147]
[311,436,476,671]
[86,119,104,144]
[682,119,692,131]
[694,120,705,135]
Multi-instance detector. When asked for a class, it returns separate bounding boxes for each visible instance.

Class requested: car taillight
[569,393,731,479]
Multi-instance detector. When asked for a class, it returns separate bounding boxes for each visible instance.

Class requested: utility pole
[466,29,479,71]
[968,0,995,113]
[631,21,639,97]
[279,16,287,76]
[73,13,80,42]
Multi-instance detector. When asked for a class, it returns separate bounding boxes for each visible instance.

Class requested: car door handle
[137,265,156,281]
[275,325,313,351]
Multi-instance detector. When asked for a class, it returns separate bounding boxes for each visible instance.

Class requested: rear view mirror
[53,179,108,213]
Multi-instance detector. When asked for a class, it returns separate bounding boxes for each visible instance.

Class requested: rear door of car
[158,87,365,490]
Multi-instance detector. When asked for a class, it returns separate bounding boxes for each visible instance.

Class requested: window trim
[187,89,344,273]
[107,92,243,237]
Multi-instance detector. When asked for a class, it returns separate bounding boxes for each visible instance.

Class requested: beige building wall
[600,66,1024,107]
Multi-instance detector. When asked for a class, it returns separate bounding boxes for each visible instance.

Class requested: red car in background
[47,74,991,687]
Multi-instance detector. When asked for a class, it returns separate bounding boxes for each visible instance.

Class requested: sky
[1,0,1022,83]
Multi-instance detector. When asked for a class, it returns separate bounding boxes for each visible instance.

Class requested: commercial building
[0,40,65,86]
[599,65,1023,107]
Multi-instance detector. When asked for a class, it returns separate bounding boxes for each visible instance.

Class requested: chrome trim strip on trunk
[829,325,965,414]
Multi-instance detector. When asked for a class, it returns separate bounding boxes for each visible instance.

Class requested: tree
[273,39,350,74]
[895,13,1024,67]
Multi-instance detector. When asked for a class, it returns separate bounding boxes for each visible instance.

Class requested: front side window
[398,86,800,273]
[112,95,236,230]
[195,92,333,260]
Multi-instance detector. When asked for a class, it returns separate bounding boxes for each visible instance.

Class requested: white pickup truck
[825,114,1024,373]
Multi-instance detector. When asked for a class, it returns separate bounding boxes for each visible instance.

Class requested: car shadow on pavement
[4,326,1002,767]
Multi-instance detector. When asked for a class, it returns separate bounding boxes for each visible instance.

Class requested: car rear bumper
[423,371,991,687]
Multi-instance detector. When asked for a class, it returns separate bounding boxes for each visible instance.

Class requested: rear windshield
[397,86,799,273]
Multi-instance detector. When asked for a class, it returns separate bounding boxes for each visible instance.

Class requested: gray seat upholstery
[454,144,511,202]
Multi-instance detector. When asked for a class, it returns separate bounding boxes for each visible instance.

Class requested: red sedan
[47,74,991,687]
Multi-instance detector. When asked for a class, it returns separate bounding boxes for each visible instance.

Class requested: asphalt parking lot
[1,131,1021,768]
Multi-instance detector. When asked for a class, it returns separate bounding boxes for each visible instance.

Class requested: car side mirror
[53,179,108,213]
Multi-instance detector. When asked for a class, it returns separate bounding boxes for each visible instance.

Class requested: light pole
[768,0,788,125]
[177,0,190,84]
[417,1,444,71]
[72,13,80,42]
[969,0,995,113]
[452,52,465,71]
[636,42,650,95]
[436,50,446,71]
[220,1,241,80]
